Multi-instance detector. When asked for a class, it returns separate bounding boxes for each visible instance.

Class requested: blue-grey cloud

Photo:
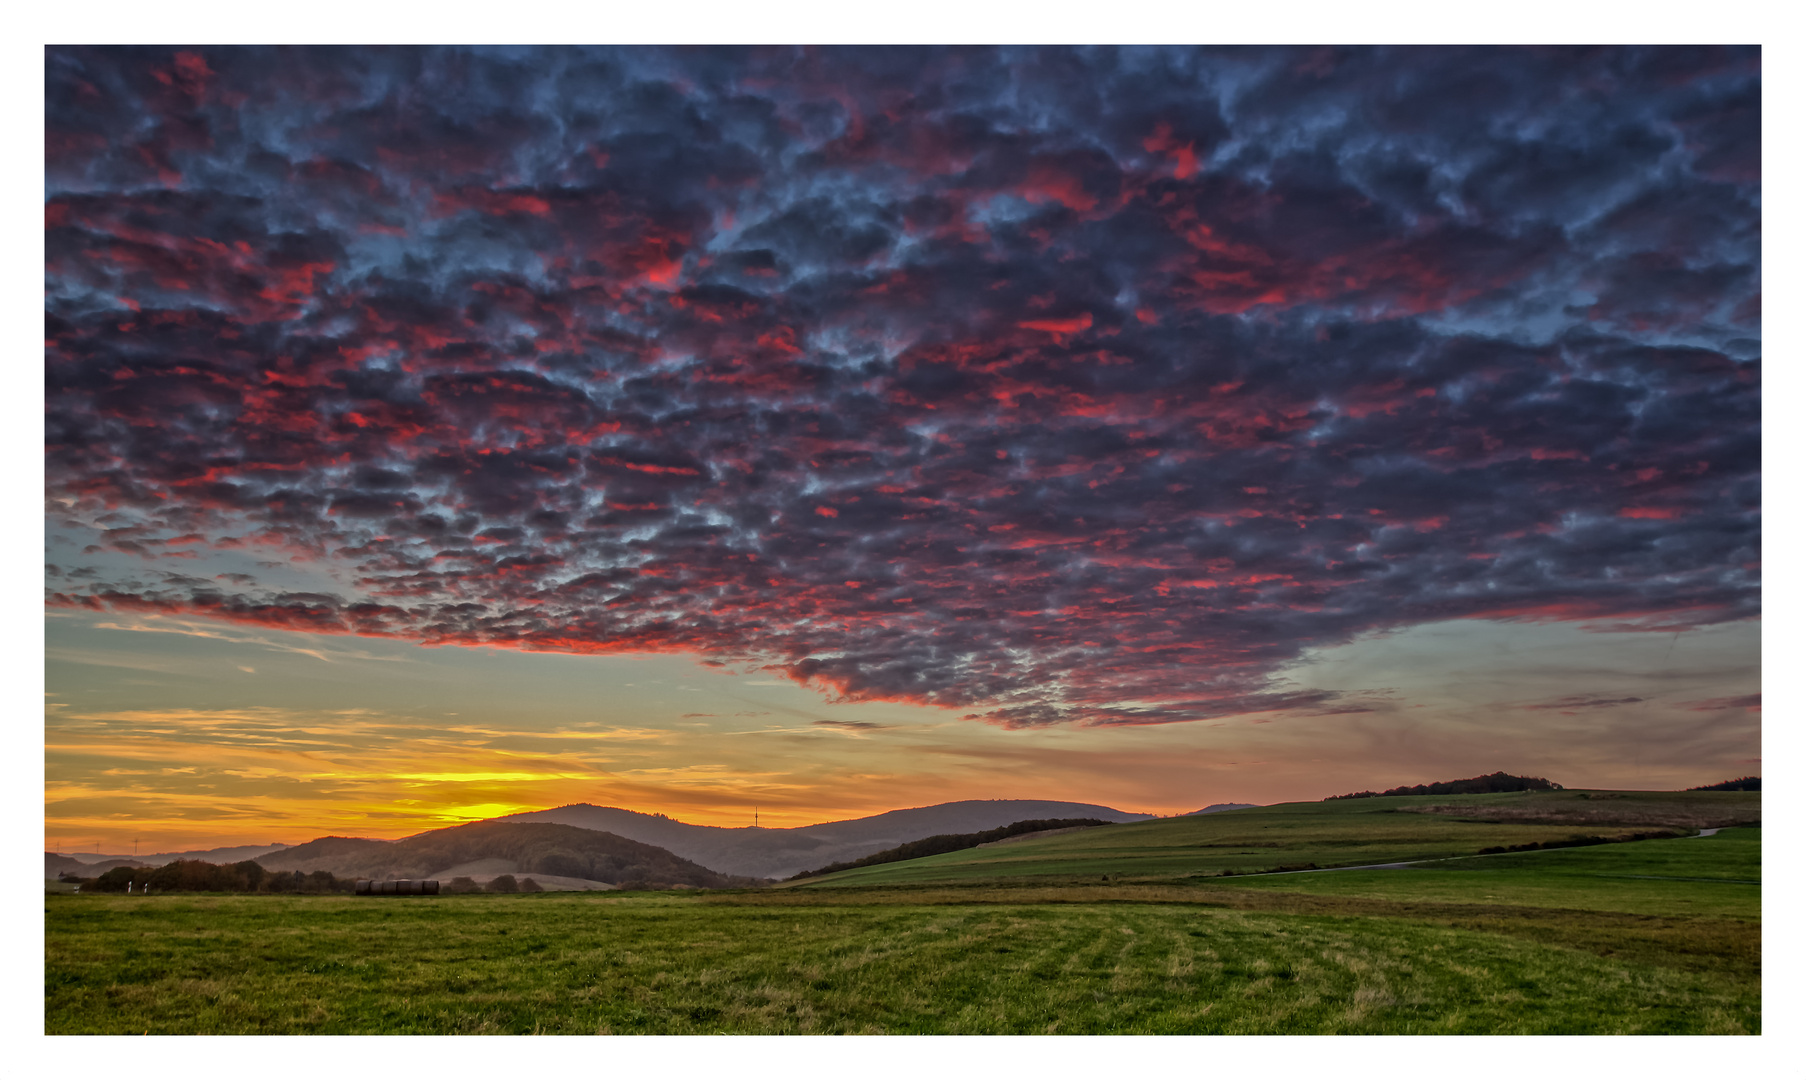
[45,46,1760,727]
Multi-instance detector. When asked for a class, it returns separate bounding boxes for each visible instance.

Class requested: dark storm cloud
[45,46,1759,728]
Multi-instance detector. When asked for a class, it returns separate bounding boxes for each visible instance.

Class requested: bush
[486,874,519,893]
[91,866,139,892]
[518,877,544,892]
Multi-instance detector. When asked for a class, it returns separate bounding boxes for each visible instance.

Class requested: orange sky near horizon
[45,609,1760,854]
[39,45,1766,861]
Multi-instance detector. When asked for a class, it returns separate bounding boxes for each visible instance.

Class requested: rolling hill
[47,856,149,879]
[256,821,757,889]
[141,842,291,865]
[46,853,99,879]
[787,789,1763,889]
[252,836,390,874]
[789,818,1117,879]
[56,843,291,868]
[495,799,1156,879]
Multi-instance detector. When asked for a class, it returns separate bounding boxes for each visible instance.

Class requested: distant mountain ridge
[57,843,290,868]
[55,800,1188,884]
[258,821,753,889]
[142,843,291,865]
[47,855,151,879]
[495,799,1156,879]
[45,852,115,879]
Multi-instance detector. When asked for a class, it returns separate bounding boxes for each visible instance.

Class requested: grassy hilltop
[784,788,1759,888]
[46,787,1758,1034]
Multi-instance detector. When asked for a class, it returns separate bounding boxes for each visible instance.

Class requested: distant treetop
[1325,772,1562,801]
[788,818,1112,880]
[1686,776,1760,792]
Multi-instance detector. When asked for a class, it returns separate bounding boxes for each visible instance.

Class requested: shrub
[486,874,519,893]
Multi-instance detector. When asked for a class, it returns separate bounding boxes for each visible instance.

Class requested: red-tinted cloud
[45,46,1760,728]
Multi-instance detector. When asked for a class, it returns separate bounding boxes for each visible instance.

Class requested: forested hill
[258,822,760,889]
[1325,772,1563,800]
[253,836,389,872]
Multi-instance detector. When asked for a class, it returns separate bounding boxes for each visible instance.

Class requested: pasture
[44,793,1759,1035]
[786,789,1759,888]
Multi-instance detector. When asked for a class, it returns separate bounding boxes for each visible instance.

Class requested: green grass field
[44,792,1759,1034]
[1220,826,1761,919]
[786,789,1760,888]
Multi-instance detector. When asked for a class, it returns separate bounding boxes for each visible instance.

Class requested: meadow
[784,789,1759,888]
[45,792,1759,1035]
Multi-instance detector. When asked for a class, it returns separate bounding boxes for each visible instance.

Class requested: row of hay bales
[354,878,439,895]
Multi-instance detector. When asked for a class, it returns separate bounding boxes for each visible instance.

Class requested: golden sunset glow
[43,45,1761,858]
[45,609,1761,853]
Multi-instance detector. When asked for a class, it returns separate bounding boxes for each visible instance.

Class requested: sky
[42,45,1761,852]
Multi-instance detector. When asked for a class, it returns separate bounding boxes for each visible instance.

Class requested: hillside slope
[498,799,1154,878]
[140,843,291,866]
[790,818,1115,879]
[791,789,1762,889]
[50,857,149,879]
[46,853,92,879]
[259,821,753,889]
[256,837,391,874]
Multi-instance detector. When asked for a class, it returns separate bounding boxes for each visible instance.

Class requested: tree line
[65,859,354,894]
[787,818,1111,880]
[1324,772,1563,800]
[1687,776,1760,791]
